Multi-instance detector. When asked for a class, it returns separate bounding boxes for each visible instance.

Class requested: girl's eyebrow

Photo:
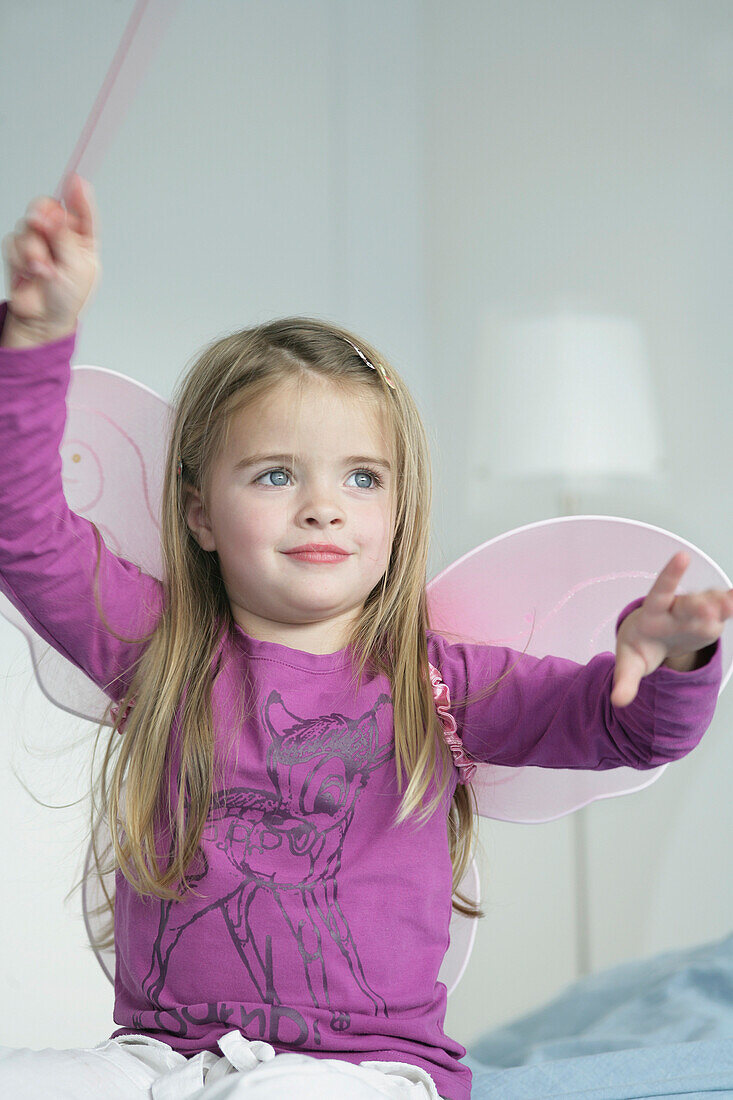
[233,453,392,472]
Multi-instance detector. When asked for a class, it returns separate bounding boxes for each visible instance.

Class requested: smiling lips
[285,543,349,554]
[284,543,351,563]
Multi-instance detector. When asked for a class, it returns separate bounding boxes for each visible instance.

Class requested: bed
[465,931,733,1098]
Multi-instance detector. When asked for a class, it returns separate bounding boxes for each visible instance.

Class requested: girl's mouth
[285,551,350,564]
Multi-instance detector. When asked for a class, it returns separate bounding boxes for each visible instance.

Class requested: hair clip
[342,337,397,391]
[176,458,183,478]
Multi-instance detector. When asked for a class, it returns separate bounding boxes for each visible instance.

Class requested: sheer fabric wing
[0,365,169,725]
[4,366,729,998]
[426,515,733,823]
[2,366,730,808]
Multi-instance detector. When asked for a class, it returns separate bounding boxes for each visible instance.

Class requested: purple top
[0,301,723,1100]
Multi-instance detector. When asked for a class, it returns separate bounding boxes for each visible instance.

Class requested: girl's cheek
[232,504,271,545]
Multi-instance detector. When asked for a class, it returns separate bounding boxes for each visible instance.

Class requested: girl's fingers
[67,175,97,240]
[25,176,95,236]
[4,234,53,283]
[644,551,690,609]
[24,206,69,268]
[611,674,639,708]
[11,229,53,275]
[24,208,58,255]
[34,181,97,267]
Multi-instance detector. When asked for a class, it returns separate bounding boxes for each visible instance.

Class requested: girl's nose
[297,492,345,526]
[303,507,345,526]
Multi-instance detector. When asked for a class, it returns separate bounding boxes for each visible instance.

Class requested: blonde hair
[76,316,503,955]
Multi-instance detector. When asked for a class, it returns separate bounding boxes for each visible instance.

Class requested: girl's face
[185,375,395,654]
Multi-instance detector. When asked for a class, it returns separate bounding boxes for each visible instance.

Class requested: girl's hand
[611,551,733,707]
[1,173,100,345]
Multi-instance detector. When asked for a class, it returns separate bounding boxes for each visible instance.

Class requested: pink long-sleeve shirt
[0,301,723,1100]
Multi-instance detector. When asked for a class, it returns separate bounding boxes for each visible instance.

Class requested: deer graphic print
[139,687,396,1040]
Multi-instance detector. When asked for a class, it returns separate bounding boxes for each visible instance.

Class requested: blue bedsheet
[464,932,733,1098]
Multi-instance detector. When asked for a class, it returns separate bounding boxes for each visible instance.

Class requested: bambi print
[140,689,395,1030]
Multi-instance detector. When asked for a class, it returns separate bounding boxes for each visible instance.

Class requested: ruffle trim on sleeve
[428,661,477,785]
[110,696,136,733]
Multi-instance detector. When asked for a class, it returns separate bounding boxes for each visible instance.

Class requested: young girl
[0,175,729,1100]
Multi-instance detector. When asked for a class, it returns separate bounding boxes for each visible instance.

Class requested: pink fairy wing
[437,856,481,997]
[426,515,733,823]
[4,368,729,990]
[0,365,170,725]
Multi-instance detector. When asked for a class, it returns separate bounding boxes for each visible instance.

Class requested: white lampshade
[475,310,664,481]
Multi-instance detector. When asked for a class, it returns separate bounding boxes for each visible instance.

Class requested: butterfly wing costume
[1,361,730,999]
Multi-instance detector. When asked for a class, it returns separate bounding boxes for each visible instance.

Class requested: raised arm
[0,178,164,703]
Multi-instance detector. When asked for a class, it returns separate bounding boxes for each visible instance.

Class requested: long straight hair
[76,317,506,954]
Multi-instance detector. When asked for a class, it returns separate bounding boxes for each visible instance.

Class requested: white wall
[1,0,731,1056]
[426,0,733,1047]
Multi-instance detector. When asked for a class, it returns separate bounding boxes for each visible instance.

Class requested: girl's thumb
[61,173,97,242]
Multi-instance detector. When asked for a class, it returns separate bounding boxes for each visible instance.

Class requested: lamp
[472,305,665,976]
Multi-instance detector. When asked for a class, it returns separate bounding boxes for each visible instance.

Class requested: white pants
[0,1028,448,1099]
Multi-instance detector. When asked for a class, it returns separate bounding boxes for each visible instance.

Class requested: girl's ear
[184,486,217,552]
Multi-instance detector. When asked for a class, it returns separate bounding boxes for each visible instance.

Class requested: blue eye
[255,467,382,489]
[257,469,290,487]
[348,469,379,489]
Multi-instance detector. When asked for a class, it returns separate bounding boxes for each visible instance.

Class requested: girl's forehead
[227,377,391,450]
